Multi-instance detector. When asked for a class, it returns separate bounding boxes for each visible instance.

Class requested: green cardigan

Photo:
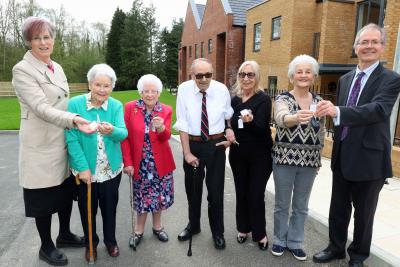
[65,94,128,174]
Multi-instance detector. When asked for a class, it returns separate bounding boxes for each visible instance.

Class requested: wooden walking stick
[128,174,136,251]
[87,182,95,264]
[75,175,94,264]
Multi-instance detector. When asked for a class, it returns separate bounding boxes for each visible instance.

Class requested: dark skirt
[23,175,77,217]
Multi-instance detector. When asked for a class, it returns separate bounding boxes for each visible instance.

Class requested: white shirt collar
[86,93,108,111]
[356,61,379,79]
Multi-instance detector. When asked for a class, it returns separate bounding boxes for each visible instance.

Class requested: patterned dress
[133,100,174,214]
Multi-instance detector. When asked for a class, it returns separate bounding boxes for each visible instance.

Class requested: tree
[105,8,125,89]
[163,18,183,88]
[119,0,154,90]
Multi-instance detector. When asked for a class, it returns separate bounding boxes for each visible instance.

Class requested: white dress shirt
[174,79,233,135]
[334,61,379,125]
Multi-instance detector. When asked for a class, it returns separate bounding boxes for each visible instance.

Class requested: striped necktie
[341,71,365,140]
[200,91,209,141]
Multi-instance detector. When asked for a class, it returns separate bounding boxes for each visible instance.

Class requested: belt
[189,133,225,142]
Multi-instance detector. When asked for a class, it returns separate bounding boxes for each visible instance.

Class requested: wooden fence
[0,82,88,97]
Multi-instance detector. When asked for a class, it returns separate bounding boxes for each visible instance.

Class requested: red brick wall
[179,0,245,87]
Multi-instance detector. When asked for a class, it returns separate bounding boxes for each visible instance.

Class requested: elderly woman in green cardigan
[65,64,127,262]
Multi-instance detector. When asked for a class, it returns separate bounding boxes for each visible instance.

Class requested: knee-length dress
[133,108,174,214]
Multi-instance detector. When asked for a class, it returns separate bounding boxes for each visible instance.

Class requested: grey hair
[232,60,263,97]
[87,64,117,88]
[288,54,319,82]
[190,58,213,73]
[137,74,163,94]
[22,16,56,46]
[353,23,386,48]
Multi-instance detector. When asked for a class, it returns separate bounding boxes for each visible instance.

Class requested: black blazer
[331,63,400,181]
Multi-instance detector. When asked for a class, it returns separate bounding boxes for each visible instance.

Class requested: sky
[32,0,207,29]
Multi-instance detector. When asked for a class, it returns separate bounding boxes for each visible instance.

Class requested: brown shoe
[85,247,97,262]
[106,245,120,257]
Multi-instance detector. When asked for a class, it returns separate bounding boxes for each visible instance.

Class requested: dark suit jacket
[331,63,400,181]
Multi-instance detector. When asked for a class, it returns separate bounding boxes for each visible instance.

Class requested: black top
[231,91,273,147]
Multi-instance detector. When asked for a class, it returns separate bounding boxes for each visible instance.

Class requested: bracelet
[225,126,232,131]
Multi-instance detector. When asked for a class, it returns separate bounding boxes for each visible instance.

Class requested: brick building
[178,0,263,87]
[245,0,400,137]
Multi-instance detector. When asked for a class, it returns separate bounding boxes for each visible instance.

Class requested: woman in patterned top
[66,64,127,262]
[271,55,325,261]
[121,74,176,248]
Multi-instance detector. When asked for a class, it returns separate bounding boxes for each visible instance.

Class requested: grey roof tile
[226,0,264,26]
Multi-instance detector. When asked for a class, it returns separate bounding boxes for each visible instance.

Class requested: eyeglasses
[357,39,383,47]
[31,35,52,43]
[194,72,212,79]
[142,89,159,95]
[238,72,256,79]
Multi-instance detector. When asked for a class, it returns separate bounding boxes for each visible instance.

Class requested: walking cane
[87,182,95,264]
[128,174,136,251]
[75,175,95,264]
[187,165,199,257]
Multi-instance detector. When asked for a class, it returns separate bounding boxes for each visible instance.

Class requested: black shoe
[129,233,143,248]
[56,233,85,248]
[258,240,269,251]
[39,248,68,266]
[349,260,364,267]
[213,235,226,250]
[153,227,169,242]
[313,247,346,263]
[177,226,201,241]
[237,233,247,244]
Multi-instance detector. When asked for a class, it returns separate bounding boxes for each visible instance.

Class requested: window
[268,76,278,97]
[201,42,204,58]
[195,44,198,59]
[271,16,281,40]
[312,32,321,59]
[355,0,385,33]
[189,46,192,57]
[208,39,213,53]
[253,23,261,52]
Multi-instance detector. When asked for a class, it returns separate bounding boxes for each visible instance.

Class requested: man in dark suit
[313,23,400,267]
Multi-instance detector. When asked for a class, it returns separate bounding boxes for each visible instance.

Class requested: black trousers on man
[183,137,226,237]
[77,173,122,248]
[329,146,384,262]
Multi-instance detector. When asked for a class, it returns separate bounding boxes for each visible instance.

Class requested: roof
[196,4,205,21]
[188,0,264,29]
[225,0,264,26]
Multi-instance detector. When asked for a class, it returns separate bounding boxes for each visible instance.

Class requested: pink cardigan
[121,100,176,180]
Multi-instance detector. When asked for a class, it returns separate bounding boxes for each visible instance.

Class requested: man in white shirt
[174,58,234,249]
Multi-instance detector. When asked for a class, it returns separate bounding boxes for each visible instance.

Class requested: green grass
[0,90,177,133]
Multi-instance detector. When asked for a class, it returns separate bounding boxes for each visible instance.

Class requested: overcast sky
[31,0,206,29]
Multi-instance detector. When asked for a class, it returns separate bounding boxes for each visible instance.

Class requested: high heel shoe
[237,233,247,244]
[258,237,269,251]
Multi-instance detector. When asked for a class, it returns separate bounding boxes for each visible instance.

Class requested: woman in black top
[227,60,273,250]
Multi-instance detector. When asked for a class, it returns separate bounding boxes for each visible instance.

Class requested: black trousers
[183,138,226,236]
[77,173,121,248]
[229,143,272,241]
[329,150,384,262]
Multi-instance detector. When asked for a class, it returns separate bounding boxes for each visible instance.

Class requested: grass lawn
[0,90,177,133]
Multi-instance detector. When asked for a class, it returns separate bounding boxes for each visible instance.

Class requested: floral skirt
[133,172,174,214]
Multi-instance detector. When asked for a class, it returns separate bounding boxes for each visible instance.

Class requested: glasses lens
[247,72,255,78]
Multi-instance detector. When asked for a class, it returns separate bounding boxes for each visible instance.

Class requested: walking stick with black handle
[187,165,199,257]
[128,174,136,251]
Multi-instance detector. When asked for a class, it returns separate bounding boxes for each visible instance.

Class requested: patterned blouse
[272,91,326,168]
[71,93,123,183]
